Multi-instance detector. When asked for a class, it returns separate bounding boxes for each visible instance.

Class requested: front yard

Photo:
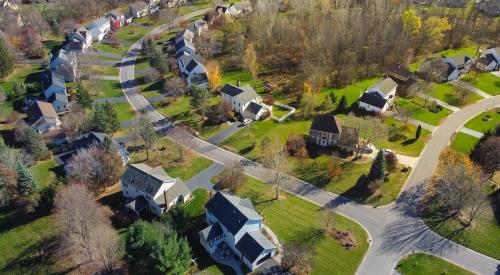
[396,97,452,126]
[430,83,483,107]
[396,253,473,275]
[375,117,430,157]
[112,102,136,122]
[462,72,500,96]
[115,24,152,43]
[463,108,500,133]
[80,79,123,99]
[450,132,478,154]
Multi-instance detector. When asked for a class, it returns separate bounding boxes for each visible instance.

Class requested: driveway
[118,9,500,275]
[206,122,245,145]
[185,163,225,191]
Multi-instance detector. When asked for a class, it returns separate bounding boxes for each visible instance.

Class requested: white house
[129,1,149,18]
[121,163,191,216]
[183,58,209,88]
[476,47,499,71]
[41,71,67,99]
[177,52,201,75]
[199,192,277,271]
[443,54,473,81]
[106,9,126,30]
[175,28,194,44]
[88,17,111,42]
[26,101,61,133]
[220,83,270,120]
[175,39,196,56]
[49,49,78,82]
[64,27,92,53]
[358,77,398,113]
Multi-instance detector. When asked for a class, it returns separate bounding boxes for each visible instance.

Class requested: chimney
[164,190,168,211]
[237,80,241,87]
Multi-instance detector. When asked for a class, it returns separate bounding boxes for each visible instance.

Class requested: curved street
[119,9,500,275]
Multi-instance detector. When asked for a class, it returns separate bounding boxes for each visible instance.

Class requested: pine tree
[369,151,386,181]
[320,95,335,113]
[94,103,108,133]
[336,94,348,113]
[415,125,422,140]
[329,91,337,103]
[13,82,25,98]
[16,161,39,196]
[76,85,93,109]
[23,127,49,160]
[103,136,117,155]
[103,101,121,134]
[190,85,211,118]
[0,38,14,78]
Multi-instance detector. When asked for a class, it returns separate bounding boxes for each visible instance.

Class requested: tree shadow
[294,161,332,189]
[401,138,417,146]
[1,235,59,274]
[0,207,50,233]
[289,227,324,246]
[339,175,373,204]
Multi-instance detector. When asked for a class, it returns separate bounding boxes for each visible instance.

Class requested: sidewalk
[459,127,483,138]
[417,93,461,112]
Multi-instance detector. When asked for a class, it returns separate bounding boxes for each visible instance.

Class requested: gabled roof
[154,179,191,206]
[175,50,189,60]
[221,84,258,103]
[369,77,397,95]
[244,101,263,116]
[359,91,387,109]
[477,55,496,66]
[186,58,205,73]
[310,115,341,134]
[236,231,275,263]
[175,29,194,42]
[26,101,58,124]
[51,49,73,65]
[130,0,148,10]
[385,63,414,82]
[190,73,208,85]
[48,92,68,104]
[41,71,66,90]
[107,9,124,18]
[199,223,223,242]
[175,39,194,52]
[90,17,109,29]
[121,163,175,197]
[205,191,261,235]
[445,54,472,67]
[179,53,202,68]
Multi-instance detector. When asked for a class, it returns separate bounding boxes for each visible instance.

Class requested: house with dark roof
[49,49,78,82]
[26,101,61,133]
[177,53,202,74]
[309,115,358,148]
[220,83,271,120]
[199,191,277,271]
[358,77,397,113]
[121,163,191,216]
[41,71,67,100]
[476,47,499,71]
[47,93,68,113]
[385,63,415,85]
[175,39,196,56]
[64,27,92,53]
[443,54,473,81]
[185,59,208,88]
[88,17,111,42]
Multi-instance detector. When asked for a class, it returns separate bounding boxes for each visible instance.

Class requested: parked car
[243,118,252,125]
[362,144,374,154]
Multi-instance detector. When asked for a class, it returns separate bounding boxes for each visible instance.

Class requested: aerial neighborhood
[0,0,499,274]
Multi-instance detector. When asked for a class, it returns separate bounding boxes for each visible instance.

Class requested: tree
[327,161,343,178]
[163,76,186,97]
[126,220,192,274]
[402,9,421,36]
[455,87,471,105]
[142,38,155,57]
[415,125,422,140]
[23,126,49,161]
[94,103,108,133]
[319,94,335,113]
[208,100,233,124]
[385,151,398,172]
[76,85,93,109]
[61,108,92,141]
[260,139,291,200]
[16,161,39,196]
[243,42,259,84]
[343,115,388,159]
[396,106,415,127]
[103,101,121,134]
[169,127,191,161]
[300,83,315,118]
[19,27,44,58]
[415,16,451,55]
[150,47,169,74]
[369,151,386,180]
[286,134,308,159]
[132,114,159,160]
[0,38,13,78]
[216,162,245,192]
[470,136,500,178]
[12,82,25,98]
[206,60,221,91]
[281,244,311,274]
[190,85,211,118]
[336,94,348,113]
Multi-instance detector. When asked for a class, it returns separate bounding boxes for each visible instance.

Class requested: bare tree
[343,115,388,159]
[131,114,159,160]
[321,208,336,231]
[396,106,415,126]
[163,76,186,97]
[455,87,471,105]
[260,139,291,200]
[281,244,312,274]
[92,224,120,273]
[169,127,192,161]
[61,108,92,141]
[216,162,244,192]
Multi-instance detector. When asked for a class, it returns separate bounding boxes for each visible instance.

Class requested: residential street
[118,10,500,275]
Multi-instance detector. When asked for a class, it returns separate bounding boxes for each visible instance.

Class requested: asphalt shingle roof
[236,231,275,263]
[41,71,66,91]
[199,223,223,242]
[48,93,68,104]
[359,92,387,109]
[154,178,191,206]
[244,101,263,115]
[26,101,58,124]
[121,163,175,197]
[370,77,397,95]
[186,59,205,73]
[310,115,341,134]
[221,84,258,104]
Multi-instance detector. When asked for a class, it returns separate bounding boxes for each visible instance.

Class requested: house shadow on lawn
[0,207,50,233]
[1,235,59,274]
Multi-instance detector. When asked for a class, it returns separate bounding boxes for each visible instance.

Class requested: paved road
[118,9,500,275]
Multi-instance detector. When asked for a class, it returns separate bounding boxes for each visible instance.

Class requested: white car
[362,144,374,153]
[243,118,252,125]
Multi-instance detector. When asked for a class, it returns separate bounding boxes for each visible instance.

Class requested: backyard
[396,253,473,275]
[319,77,381,107]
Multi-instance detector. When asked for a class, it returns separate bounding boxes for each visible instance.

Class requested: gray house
[309,115,342,147]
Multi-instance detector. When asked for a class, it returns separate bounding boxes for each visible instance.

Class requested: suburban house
[121,163,191,216]
[64,27,92,53]
[358,77,398,113]
[41,71,67,100]
[443,54,473,81]
[47,92,69,113]
[54,132,129,170]
[184,59,208,88]
[188,19,209,36]
[106,9,126,30]
[49,49,78,82]
[199,192,277,271]
[308,115,359,149]
[220,83,271,120]
[175,39,196,56]
[177,52,202,74]
[129,1,149,18]
[385,63,415,86]
[124,13,134,25]
[476,47,499,71]
[88,17,111,41]
[163,0,187,8]
[175,28,194,44]
[26,101,61,133]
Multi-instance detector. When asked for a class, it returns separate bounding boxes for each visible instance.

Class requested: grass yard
[94,43,128,56]
[138,79,163,98]
[0,65,44,93]
[319,77,381,107]
[462,72,500,96]
[30,159,57,188]
[463,108,500,133]
[220,70,264,92]
[396,97,452,126]
[115,25,151,42]
[450,132,478,154]
[112,102,136,122]
[199,122,230,139]
[220,119,311,160]
[396,253,473,275]
[272,104,291,119]
[374,117,430,157]
[430,83,483,107]
[165,157,213,181]
[83,65,120,76]
[80,79,123,99]
[235,176,369,275]
[294,155,410,206]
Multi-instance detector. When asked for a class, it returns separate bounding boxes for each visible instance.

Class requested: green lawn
[320,77,381,106]
[220,70,264,92]
[138,79,163,98]
[450,132,478,154]
[235,176,369,275]
[94,43,128,56]
[29,159,57,188]
[430,83,483,107]
[80,79,123,99]
[410,46,478,72]
[199,122,230,139]
[0,65,44,93]
[396,253,473,275]
[183,189,210,217]
[115,25,151,42]
[165,157,213,181]
[374,117,430,157]
[294,155,410,206]
[272,104,291,118]
[154,96,220,130]
[83,65,120,76]
[112,102,136,122]
[463,108,500,133]
[462,72,500,96]
[396,97,452,126]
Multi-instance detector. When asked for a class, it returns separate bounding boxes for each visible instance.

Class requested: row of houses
[175,27,209,89]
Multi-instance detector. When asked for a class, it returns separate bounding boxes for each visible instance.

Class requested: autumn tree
[260,139,291,200]
[455,87,471,105]
[327,161,343,178]
[415,16,451,56]
[286,134,308,159]
[300,82,315,118]
[402,9,422,36]
[206,60,221,91]
[281,244,312,275]
[208,100,233,124]
[343,115,388,159]
[385,151,398,172]
[243,42,259,85]
[131,114,159,160]
[0,38,13,78]
[20,27,44,58]
[216,162,245,192]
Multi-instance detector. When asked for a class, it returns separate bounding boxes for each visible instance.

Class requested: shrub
[385,152,398,172]
[327,162,343,178]
[286,134,308,158]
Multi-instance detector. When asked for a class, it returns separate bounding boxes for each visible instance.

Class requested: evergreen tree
[190,85,211,118]
[150,48,168,74]
[329,91,337,103]
[94,103,108,133]
[369,151,386,181]
[415,125,422,140]
[336,94,348,113]
[320,94,335,112]
[23,127,49,160]
[13,82,25,98]
[103,101,121,134]
[0,38,14,78]
[76,85,93,109]
[16,161,39,196]
[103,136,117,155]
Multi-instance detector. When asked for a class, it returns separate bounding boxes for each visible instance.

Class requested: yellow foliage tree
[206,60,221,91]
[243,43,259,85]
[402,9,422,36]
